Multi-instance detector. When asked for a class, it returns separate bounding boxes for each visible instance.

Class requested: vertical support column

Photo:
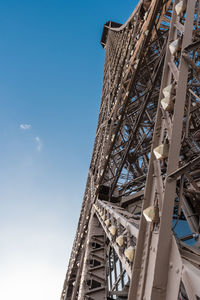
[150,2,196,299]
[129,1,197,300]
[77,212,107,300]
[129,1,178,298]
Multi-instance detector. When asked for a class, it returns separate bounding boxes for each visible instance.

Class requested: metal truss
[61,1,200,299]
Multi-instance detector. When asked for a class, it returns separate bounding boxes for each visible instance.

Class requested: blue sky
[0,1,137,299]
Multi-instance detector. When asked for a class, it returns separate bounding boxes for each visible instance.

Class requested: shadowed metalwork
[61,1,200,299]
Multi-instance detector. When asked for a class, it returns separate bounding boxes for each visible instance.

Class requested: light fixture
[124,246,135,262]
[169,39,181,56]
[153,143,169,160]
[105,219,110,227]
[134,59,140,69]
[175,0,186,16]
[102,214,106,221]
[109,225,117,236]
[161,96,173,111]
[163,84,173,97]
[143,205,159,223]
[116,235,124,247]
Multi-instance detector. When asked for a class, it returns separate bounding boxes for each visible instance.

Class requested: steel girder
[61,1,200,299]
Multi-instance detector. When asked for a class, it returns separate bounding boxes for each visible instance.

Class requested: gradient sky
[0,1,138,299]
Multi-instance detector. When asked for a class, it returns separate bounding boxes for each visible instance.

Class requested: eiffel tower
[60,1,200,299]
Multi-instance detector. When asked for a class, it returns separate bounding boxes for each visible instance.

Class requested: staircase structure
[61,1,200,299]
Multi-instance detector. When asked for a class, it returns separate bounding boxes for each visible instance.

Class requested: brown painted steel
[61,1,200,299]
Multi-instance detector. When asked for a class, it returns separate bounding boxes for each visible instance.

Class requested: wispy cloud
[35,136,42,152]
[20,124,31,130]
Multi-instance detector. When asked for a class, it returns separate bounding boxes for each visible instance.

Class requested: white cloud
[20,124,31,130]
[35,136,42,151]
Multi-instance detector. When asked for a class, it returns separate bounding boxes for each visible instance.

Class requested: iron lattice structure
[61,1,200,299]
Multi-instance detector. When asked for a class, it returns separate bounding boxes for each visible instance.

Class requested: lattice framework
[61,1,200,299]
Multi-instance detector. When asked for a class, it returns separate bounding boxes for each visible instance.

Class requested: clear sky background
[0,1,137,299]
